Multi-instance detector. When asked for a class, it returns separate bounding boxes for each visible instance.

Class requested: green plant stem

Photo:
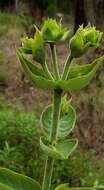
[43,60,54,80]
[50,89,62,141]
[50,44,60,80]
[42,89,62,190]
[42,157,54,190]
[62,54,73,80]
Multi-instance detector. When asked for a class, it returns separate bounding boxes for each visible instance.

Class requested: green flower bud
[32,29,45,65]
[61,95,72,117]
[70,24,103,58]
[22,37,34,54]
[41,18,70,43]
[83,24,103,47]
[21,28,45,65]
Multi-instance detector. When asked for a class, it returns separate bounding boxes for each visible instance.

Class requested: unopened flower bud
[70,24,103,58]
[41,18,70,43]
[22,37,33,54]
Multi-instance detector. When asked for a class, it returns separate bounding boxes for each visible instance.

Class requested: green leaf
[55,184,69,190]
[55,184,96,190]
[40,138,78,160]
[0,168,41,190]
[17,49,45,77]
[59,56,104,91]
[40,103,76,139]
[17,50,56,90]
[18,49,104,91]
[0,183,12,190]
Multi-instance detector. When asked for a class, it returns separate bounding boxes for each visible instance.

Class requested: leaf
[40,103,76,139]
[59,56,104,91]
[55,184,96,190]
[18,49,104,91]
[40,138,78,160]
[17,50,56,90]
[0,183,12,190]
[17,50,45,77]
[55,184,69,190]
[0,168,41,190]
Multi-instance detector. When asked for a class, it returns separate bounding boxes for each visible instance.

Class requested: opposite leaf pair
[22,19,69,65]
[40,98,77,160]
[17,50,104,90]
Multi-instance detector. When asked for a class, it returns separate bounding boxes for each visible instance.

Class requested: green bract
[17,50,104,91]
[70,24,103,58]
[41,18,70,43]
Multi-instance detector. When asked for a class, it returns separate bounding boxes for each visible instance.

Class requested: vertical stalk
[42,157,54,190]
[42,89,62,190]
[50,44,60,80]
[43,60,54,80]
[50,89,62,141]
[62,55,73,80]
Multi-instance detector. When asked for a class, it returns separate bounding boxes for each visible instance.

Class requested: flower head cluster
[18,19,104,92]
[21,19,69,65]
[70,24,103,58]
